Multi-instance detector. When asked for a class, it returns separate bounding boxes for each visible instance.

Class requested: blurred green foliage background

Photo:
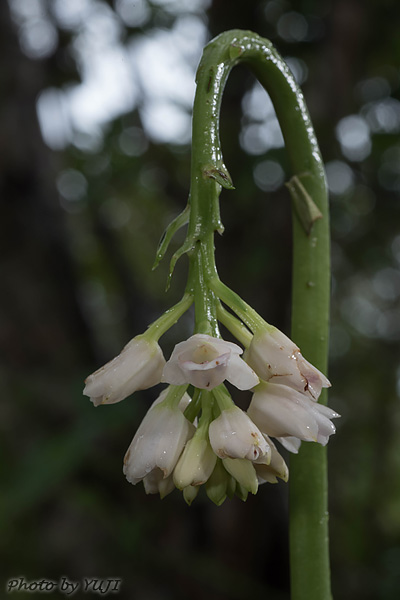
[1,0,400,598]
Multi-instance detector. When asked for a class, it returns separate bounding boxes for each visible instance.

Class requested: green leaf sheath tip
[286,174,323,235]
[202,165,235,190]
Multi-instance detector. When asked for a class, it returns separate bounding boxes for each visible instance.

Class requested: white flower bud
[123,401,195,485]
[209,406,270,461]
[183,485,200,506]
[248,382,339,446]
[222,457,258,495]
[83,336,165,406]
[173,437,217,489]
[162,333,259,391]
[205,459,230,506]
[245,328,331,400]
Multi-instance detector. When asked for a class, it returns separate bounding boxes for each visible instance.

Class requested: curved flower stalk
[83,31,336,595]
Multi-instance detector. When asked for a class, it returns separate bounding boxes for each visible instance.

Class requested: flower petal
[225,353,259,390]
[160,360,189,386]
[142,470,175,498]
[296,354,331,400]
[275,436,302,454]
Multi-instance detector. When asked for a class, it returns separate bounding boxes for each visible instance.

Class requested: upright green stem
[187,30,331,599]
[288,144,331,599]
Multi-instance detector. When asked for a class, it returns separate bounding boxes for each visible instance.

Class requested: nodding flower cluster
[84,322,338,505]
[81,29,337,506]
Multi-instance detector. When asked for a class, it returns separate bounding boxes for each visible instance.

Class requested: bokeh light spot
[277,11,308,43]
[336,115,371,162]
[57,169,88,213]
[19,19,58,59]
[253,160,285,192]
[325,160,354,196]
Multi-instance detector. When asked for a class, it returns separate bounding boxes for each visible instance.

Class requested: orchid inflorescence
[84,304,338,505]
[83,30,338,505]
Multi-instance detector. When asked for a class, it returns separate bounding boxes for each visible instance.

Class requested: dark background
[2,0,400,598]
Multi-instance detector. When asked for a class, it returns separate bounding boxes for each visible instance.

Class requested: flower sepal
[142,470,175,498]
[183,485,200,506]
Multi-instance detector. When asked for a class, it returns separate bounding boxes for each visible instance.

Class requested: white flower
[162,333,259,391]
[123,400,195,485]
[208,406,270,461]
[83,336,165,406]
[245,328,331,400]
[173,436,217,489]
[247,382,339,446]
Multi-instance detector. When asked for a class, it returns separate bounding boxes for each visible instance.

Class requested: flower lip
[181,351,230,371]
[182,341,221,363]
[162,333,259,391]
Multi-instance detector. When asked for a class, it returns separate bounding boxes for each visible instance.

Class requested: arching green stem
[187,30,331,600]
